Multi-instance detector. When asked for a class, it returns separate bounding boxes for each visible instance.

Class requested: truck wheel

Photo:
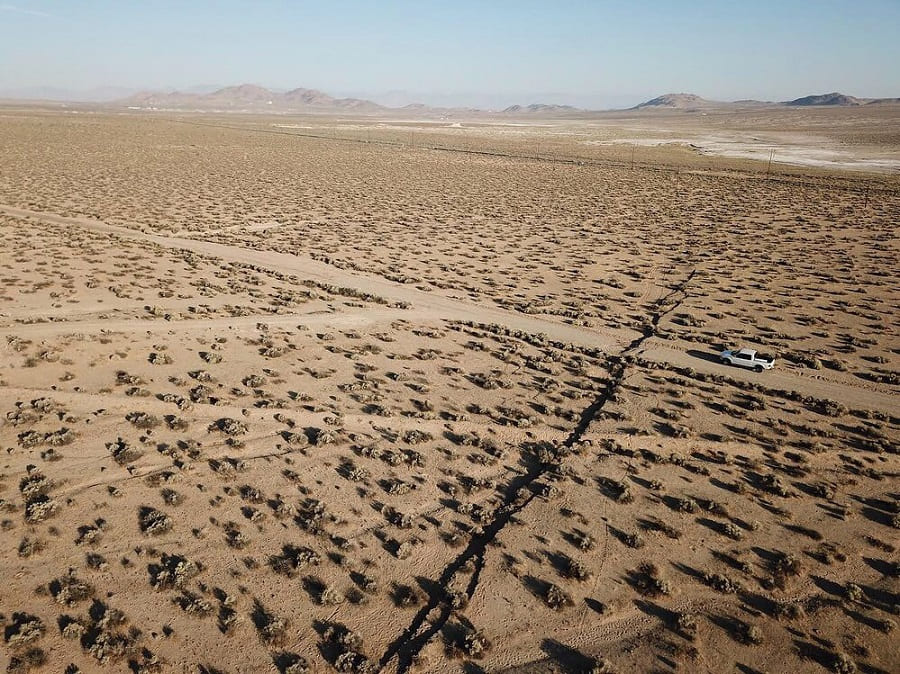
[754,365,763,373]
[720,358,730,366]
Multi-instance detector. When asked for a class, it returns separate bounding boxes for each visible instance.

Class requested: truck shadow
[686,349,722,365]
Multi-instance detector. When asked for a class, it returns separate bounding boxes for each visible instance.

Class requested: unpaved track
[1,204,632,348]
[2,204,896,414]
[0,306,407,338]
[639,341,899,413]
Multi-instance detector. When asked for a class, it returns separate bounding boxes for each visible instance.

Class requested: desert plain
[0,104,898,674]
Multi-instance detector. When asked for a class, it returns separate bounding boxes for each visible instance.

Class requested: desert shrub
[638,518,682,539]
[631,563,671,597]
[20,427,75,448]
[539,483,560,499]
[843,583,864,602]
[737,622,763,645]
[173,591,214,616]
[811,482,836,499]
[75,523,104,546]
[573,531,595,551]
[296,499,327,535]
[6,647,47,673]
[470,372,511,390]
[672,497,696,513]
[86,553,108,570]
[50,573,94,605]
[251,601,287,646]
[117,371,146,386]
[17,431,42,448]
[677,612,698,638]
[17,537,45,558]
[190,385,215,404]
[50,427,77,446]
[585,657,615,674]
[4,613,45,648]
[86,629,135,664]
[321,622,372,673]
[402,429,432,445]
[239,485,265,503]
[830,652,856,673]
[126,412,161,429]
[722,523,743,540]
[107,437,143,465]
[270,499,297,520]
[807,398,847,418]
[130,648,164,674]
[452,628,491,658]
[209,418,248,436]
[312,428,337,446]
[24,496,58,523]
[148,352,172,365]
[149,554,200,590]
[160,488,183,506]
[770,552,802,588]
[875,618,895,633]
[382,506,412,529]
[19,471,52,500]
[386,479,413,496]
[703,572,742,594]
[225,526,250,549]
[544,583,574,610]
[319,584,344,606]
[392,584,423,608]
[564,557,592,581]
[217,604,240,635]
[39,447,62,462]
[699,499,729,517]
[243,374,266,387]
[138,507,172,536]
[281,431,308,447]
[165,414,191,429]
[274,652,310,674]
[762,473,793,498]
[444,589,468,611]
[599,477,633,503]
[343,464,370,482]
[58,602,135,665]
[774,602,805,621]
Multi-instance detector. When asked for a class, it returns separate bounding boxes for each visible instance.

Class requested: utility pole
[631,144,635,169]
[766,149,774,176]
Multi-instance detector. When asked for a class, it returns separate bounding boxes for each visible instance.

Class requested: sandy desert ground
[0,107,898,674]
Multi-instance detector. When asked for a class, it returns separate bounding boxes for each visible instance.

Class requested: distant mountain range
[501,103,579,114]
[3,83,897,115]
[115,85,598,116]
[120,86,900,114]
[122,84,385,112]
[632,91,899,110]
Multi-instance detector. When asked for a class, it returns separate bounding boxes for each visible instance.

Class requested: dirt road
[3,204,895,414]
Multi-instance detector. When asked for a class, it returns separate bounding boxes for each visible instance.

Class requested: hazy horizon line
[2,82,897,111]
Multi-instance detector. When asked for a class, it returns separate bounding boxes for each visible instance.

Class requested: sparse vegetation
[0,105,896,674]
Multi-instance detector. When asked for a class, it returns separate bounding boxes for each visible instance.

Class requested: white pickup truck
[719,348,776,372]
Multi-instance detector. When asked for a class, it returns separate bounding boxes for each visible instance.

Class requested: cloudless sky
[1,0,898,106]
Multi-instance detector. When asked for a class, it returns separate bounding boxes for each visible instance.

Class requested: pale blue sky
[1,0,898,107]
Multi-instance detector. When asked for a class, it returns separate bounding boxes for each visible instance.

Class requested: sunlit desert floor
[0,107,897,674]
